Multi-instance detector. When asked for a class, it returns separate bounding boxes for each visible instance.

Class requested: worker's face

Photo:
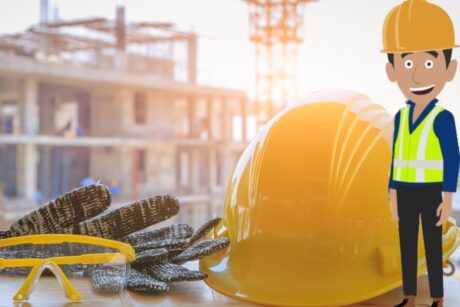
[386,50,457,104]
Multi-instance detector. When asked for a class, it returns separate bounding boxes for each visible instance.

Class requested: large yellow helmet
[199,90,460,306]
[381,0,460,53]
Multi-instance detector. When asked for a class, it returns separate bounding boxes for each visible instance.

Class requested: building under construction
[0,7,249,225]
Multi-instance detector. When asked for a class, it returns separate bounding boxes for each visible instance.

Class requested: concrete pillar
[241,99,247,142]
[207,97,215,192]
[188,95,197,138]
[208,147,216,192]
[186,95,199,194]
[189,148,199,193]
[221,146,233,189]
[39,94,56,134]
[175,147,181,193]
[119,88,134,131]
[222,97,233,141]
[187,36,197,84]
[207,97,213,140]
[20,78,39,134]
[16,144,38,200]
[115,6,127,71]
[17,78,39,200]
[38,146,51,199]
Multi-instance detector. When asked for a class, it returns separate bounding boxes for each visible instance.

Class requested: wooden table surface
[127,265,460,307]
[0,262,459,307]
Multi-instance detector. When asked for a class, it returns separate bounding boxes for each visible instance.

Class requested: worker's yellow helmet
[199,90,460,306]
[382,0,460,53]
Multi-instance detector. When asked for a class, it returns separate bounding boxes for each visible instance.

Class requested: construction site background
[0,1,459,268]
[0,2,253,230]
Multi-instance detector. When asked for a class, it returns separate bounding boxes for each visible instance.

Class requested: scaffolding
[245,0,315,125]
[0,6,198,82]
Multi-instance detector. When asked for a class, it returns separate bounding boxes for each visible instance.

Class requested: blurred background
[0,0,459,265]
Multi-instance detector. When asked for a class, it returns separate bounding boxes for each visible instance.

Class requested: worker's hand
[436,199,452,226]
[389,188,399,222]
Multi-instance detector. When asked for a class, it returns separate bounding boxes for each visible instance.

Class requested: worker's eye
[404,60,413,69]
[425,60,434,69]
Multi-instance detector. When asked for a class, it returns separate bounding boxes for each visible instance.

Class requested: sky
[1,0,460,118]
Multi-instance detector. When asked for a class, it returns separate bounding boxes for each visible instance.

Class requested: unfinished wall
[141,144,176,196]
[89,147,125,189]
[90,90,122,137]
[119,90,176,138]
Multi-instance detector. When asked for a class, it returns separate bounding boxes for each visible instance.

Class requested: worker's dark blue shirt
[388,98,460,192]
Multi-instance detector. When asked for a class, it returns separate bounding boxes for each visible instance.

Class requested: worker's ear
[446,59,457,81]
[386,62,396,82]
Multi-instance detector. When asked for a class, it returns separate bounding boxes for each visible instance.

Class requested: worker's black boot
[393,295,415,307]
[431,298,443,307]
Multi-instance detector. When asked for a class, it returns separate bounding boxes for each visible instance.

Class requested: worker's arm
[389,111,400,222]
[388,111,400,191]
[433,111,459,225]
[434,110,459,192]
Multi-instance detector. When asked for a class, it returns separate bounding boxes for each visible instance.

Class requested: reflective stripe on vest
[393,159,443,169]
[392,104,444,183]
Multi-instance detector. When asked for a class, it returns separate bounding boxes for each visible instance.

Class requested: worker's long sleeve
[433,110,460,192]
[388,110,400,190]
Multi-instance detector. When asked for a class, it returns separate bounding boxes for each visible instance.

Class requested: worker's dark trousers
[396,182,444,298]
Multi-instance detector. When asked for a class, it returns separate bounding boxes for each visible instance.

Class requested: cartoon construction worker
[382,1,460,307]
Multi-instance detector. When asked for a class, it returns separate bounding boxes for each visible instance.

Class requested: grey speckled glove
[0,184,180,276]
[1,184,179,240]
[92,217,230,294]
[0,184,229,296]
[5,184,111,237]
[126,268,169,294]
[125,217,229,293]
[62,194,180,239]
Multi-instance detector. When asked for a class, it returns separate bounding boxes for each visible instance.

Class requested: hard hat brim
[200,220,460,306]
[380,44,460,54]
[200,239,419,306]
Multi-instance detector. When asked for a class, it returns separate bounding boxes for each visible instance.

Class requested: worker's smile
[409,84,435,95]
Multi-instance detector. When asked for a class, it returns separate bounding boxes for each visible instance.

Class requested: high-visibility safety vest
[392,104,444,183]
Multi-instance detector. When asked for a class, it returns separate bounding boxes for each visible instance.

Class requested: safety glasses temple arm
[0,258,44,268]
[0,234,135,261]
[49,253,128,265]
[0,252,128,269]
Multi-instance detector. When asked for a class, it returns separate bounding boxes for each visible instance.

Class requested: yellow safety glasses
[0,234,135,303]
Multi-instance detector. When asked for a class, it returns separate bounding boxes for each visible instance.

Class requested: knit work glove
[1,184,111,238]
[91,217,229,294]
[0,184,179,275]
[0,184,180,239]
[0,184,230,296]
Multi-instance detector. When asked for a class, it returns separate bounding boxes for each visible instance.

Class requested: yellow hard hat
[381,0,460,53]
[199,90,460,306]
